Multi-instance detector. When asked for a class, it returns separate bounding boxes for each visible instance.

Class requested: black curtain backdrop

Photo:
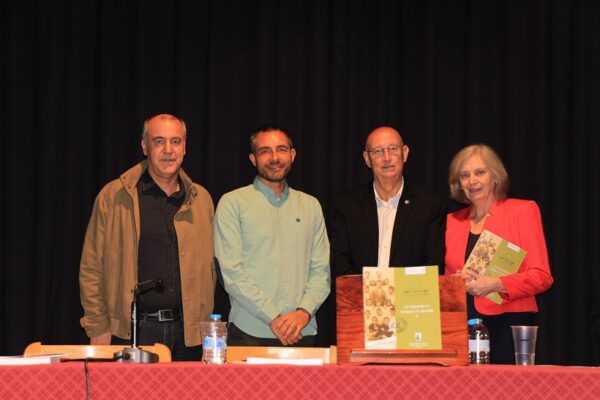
[1,0,599,365]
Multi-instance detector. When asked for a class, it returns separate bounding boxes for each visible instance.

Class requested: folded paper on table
[245,357,324,365]
[0,354,64,365]
[464,229,527,304]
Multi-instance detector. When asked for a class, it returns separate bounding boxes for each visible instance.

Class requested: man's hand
[90,331,112,345]
[269,309,311,346]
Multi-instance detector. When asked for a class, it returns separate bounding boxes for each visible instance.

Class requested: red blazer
[445,198,553,315]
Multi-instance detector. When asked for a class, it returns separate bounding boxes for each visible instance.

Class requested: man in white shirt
[329,126,446,276]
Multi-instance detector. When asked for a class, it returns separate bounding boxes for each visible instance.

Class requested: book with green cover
[464,229,527,304]
[362,266,442,350]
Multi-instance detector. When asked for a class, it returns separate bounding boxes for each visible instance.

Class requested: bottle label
[468,339,490,352]
[203,336,227,351]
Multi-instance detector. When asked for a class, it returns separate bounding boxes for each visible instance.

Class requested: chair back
[23,342,172,362]
[227,345,336,364]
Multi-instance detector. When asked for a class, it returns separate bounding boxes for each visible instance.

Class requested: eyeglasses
[256,145,292,157]
[366,145,403,158]
[459,168,488,180]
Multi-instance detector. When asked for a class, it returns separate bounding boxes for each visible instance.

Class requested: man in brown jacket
[79,114,215,361]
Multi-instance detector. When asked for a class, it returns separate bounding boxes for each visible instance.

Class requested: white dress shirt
[373,180,404,268]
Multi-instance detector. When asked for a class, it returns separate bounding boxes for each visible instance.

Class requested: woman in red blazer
[445,144,553,364]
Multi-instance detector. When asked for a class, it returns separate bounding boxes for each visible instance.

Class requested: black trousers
[112,318,201,361]
[227,322,316,347]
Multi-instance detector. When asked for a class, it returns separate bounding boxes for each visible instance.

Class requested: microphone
[133,278,164,296]
[135,278,164,288]
[113,278,164,363]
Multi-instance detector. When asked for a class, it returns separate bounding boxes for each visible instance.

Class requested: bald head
[365,126,404,150]
[142,114,187,141]
[363,126,409,190]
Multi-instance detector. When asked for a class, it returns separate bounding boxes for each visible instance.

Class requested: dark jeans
[112,318,201,361]
[227,322,316,347]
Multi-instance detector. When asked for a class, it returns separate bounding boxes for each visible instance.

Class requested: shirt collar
[253,176,289,207]
[373,179,404,208]
[138,170,156,192]
[139,169,185,199]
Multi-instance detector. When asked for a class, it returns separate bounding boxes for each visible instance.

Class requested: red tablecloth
[1,362,599,399]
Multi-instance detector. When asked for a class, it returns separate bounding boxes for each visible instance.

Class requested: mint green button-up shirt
[214,177,331,338]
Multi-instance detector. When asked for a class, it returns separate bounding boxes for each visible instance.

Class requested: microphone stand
[114,280,162,363]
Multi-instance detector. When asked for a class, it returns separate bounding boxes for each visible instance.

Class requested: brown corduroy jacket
[79,160,215,346]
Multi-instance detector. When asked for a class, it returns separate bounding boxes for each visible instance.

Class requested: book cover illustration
[363,268,397,349]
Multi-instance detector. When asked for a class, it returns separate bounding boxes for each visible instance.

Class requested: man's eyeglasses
[458,168,488,181]
[366,145,403,158]
[256,146,292,157]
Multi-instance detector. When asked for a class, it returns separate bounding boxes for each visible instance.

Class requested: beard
[256,161,292,183]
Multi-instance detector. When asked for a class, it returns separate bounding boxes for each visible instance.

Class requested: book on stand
[362,266,442,350]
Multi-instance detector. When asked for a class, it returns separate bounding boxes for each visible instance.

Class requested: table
[1,362,599,399]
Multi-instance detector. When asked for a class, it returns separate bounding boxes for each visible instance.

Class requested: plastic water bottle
[468,318,490,364]
[201,314,227,364]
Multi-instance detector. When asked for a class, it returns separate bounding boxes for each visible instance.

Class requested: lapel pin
[404,199,410,205]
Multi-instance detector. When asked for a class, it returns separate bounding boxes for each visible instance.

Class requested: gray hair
[142,114,187,140]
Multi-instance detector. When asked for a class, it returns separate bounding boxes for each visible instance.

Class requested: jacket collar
[456,198,505,223]
[488,198,504,216]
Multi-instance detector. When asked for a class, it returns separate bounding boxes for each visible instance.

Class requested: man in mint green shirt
[214,126,330,346]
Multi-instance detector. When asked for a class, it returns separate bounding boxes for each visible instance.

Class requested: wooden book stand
[336,274,468,366]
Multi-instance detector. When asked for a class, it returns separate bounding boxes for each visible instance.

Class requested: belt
[140,309,181,322]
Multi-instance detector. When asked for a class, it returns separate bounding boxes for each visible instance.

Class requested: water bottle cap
[210,313,222,320]
[467,318,483,326]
